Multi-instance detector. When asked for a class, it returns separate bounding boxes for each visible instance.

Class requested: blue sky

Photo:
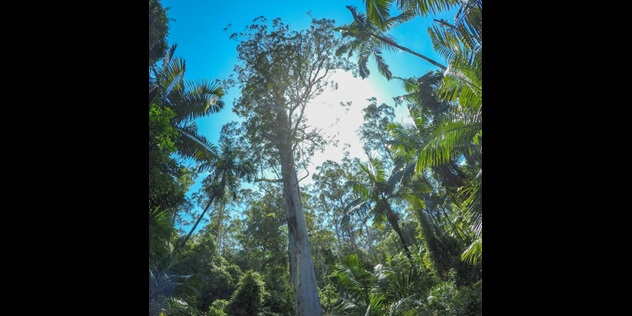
[160,0,456,232]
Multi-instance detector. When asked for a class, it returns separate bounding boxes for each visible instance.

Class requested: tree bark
[275,107,323,316]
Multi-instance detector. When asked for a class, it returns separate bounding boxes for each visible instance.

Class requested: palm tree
[151,44,226,164]
[345,156,416,260]
[171,126,254,259]
[389,70,481,268]
[415,1,483,265]
[428,1,482,110]
[382,0,482,265]
[335,5,446,80]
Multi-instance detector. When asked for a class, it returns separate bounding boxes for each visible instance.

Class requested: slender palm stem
[372,33,447,70]
[170,195,216,262]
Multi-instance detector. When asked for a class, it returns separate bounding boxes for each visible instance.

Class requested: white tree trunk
[281,147,322,316]
[277,123,322,316]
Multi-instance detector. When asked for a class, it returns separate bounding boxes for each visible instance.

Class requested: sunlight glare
[303,71,381,180]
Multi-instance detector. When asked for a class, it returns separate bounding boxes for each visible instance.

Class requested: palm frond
[439,50,482,108]
[175,123,220,163]
[387,123,422,160]
[175,79,225,122]
[397,0,460,17]
[445,52,481,84]
[346,6,367,27]
[342,196,374,229]
[438,71,481,110]
[162,43,177,67]
[332,254,373,303]
[428,25,460,64]
[149,266,195,299]
[344,196,370,214]
[334,41,354,57]
[325,300,360,315]
[452,21,480,53]
[398,76,420,94]
[386,161,415,192]
[427,3,482,113]
[454,1,482,43]
[366,293,387,315]
[388,295,427,316]
[364,0,392,29]
[155,56,226,123]
[366,156,387,184]
[416,112,481,170]
[457,170,481,234]
[149,206,169,222]
[149,207,174,240]
[358,54,371,79]
[373,33,401,53]
[356,161,374,183]
[385,9,416,29]
[461,236,482,264]
[405,194,425,211]
[161,62,185,101]
[373,49,393,80]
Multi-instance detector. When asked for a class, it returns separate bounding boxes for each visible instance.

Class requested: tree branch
[255,177,284,183]
[298,167,310,183]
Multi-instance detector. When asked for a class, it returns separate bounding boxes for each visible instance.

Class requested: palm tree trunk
[327,200,344,259]
[414,205,451,280]
[333,219,343,259]
[373,34,447,71]
[384,201,412,260]
[364,223,378,262]
[171,195,215,260]
[216,203,225,255]
[348,225,359,256]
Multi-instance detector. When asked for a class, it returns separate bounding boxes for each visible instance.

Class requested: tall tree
[227,17,351,316]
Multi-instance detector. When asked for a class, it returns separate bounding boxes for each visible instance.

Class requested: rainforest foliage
[149,0,482,315]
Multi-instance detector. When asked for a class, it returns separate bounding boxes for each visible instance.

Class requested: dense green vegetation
[149,0,482,315]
